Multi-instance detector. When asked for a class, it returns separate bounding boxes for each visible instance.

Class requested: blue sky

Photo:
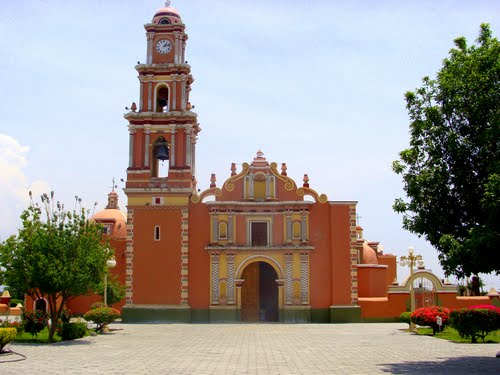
[0,0,499,290]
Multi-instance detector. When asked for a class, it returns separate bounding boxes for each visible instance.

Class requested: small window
[251,222,268,246]
[219,222,227,240]
[292,222,301,239]
[102,226,110,235]
[159,18,171,25]
[154,226,160,241]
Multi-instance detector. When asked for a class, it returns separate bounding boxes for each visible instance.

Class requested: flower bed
[411,306,450,335]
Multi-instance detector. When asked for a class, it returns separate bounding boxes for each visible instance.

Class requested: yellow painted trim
[296,187,328,203]
[223,163,250,192]
[191,187,222,203]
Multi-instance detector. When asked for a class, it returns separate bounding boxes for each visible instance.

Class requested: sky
[0,0,499,290]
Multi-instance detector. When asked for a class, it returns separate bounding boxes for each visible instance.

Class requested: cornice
[124,110,198,120]
[204,201,314,207]
[205,245,315,252]
[124,187,194,194]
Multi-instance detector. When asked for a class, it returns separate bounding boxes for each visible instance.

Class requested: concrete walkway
[1,323,498,374]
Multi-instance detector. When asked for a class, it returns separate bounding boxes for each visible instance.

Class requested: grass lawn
[416,327,500,343]
[15,328,62,344]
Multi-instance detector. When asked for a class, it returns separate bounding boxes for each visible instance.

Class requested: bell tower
[125,0,199,190]
[122,1,199,321]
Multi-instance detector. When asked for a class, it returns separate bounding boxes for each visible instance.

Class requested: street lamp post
[399,246,423,331]
[104,258,117,307]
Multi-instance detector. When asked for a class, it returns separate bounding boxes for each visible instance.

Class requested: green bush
[59,322,88,341]
[400,312,412,328]
[0,328,17,353]
[90,302,105,310]
[83,307,120,331]
[0,319,24,334]
[411,306,450,335]
[449,306,500,343]
[21,309,48,337]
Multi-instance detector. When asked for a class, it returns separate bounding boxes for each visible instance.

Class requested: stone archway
[241,262,279,322]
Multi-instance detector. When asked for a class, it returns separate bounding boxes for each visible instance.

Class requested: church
[68,2,496,324]
[109,1,400,323]
[19,2,496,324]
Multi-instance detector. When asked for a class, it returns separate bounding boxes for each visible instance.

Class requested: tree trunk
[47,294,62,343]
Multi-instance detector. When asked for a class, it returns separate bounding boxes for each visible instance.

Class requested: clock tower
[123,1,199,321]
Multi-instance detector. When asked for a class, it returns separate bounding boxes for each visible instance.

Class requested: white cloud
[0,134,50,240]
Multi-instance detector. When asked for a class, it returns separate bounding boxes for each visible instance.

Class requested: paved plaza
[0,323,499,374]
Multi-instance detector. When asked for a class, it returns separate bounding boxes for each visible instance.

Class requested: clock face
[156,39,172,54]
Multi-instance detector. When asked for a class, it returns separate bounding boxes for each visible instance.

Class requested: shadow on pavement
[379,356,500,374]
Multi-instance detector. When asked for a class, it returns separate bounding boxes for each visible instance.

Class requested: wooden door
[241,262,259,321]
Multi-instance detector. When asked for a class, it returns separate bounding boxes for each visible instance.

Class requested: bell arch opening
[155,86,170,112]
[152,136,170,178]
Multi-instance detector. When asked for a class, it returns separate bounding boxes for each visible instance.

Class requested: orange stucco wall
[378,254,397,287]
[131,208,183,304]
[358,266,388,298]
[308,203,332,308]
[328,204,353,306]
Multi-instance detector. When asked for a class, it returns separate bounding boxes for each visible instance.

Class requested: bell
[154,144,169,161]
[158,98,168,108]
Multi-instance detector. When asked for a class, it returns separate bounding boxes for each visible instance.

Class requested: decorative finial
[210,173,217,188]
[110,178,118,192]
[230,163,237,176]
[302,174,309,188]
[165,0,171,7]
[281,163,287,176]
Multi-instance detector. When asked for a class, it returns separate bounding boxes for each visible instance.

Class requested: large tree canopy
[393,24,500,279]
[0,192,111,342]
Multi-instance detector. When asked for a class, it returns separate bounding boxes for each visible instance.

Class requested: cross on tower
[109,178,118,192]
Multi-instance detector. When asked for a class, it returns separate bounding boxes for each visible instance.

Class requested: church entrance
[241,262,279,322]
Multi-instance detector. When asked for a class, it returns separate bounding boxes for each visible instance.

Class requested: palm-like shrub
[411,306,450,335]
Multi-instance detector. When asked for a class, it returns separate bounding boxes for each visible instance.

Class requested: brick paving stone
[0,323,498,374]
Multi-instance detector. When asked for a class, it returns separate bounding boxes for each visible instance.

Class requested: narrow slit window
[154,226,160,241]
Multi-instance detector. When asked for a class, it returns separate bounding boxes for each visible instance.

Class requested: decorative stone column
[146,32,154,64]
[211,253,220,305]
[226,253,235,304]
[170,128,176,167]
[300,253,309,304]
[144,127,151,167]
[185,129,191,167]
[285,213,292,243]
[301,212,308,242]
[227,214,234,243]
[285,253,293,304]
[128,128,135,167]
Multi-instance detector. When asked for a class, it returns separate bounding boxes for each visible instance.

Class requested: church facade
[119,2,400,323]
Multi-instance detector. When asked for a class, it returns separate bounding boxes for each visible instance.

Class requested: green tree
[97,274,126,307]
[0,192,112,343]
[393,24,500,279]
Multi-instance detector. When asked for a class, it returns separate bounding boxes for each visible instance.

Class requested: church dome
[91,191,127,239]
[362,241,379,264]
[152,1,182,25]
